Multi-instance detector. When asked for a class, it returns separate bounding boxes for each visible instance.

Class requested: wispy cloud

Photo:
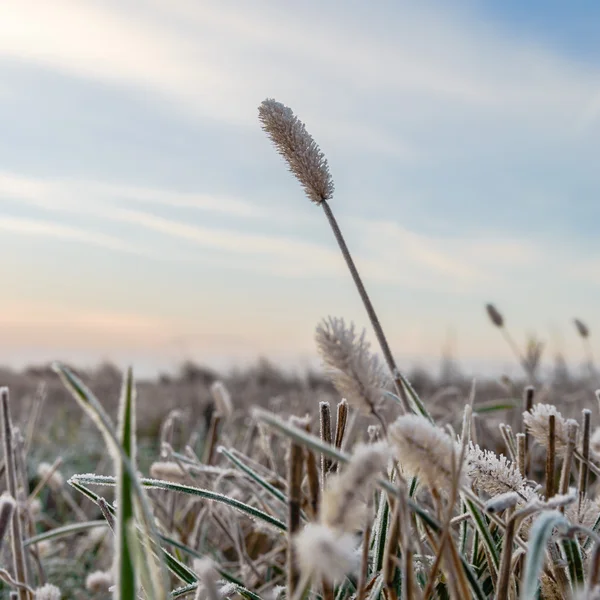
[0,170,558,288]
[0,214,156,256]
[2,0,599,161]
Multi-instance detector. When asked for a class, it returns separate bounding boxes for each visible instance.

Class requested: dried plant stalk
[330,399,349,475]
[202,414,222,466]
[320,201,411,413]
[287,439,305,596]
[546,414,556,499]
[558,420,578,513]
[319,402,333,488]
[301,421,321,520]
[579,409,591,513]
[523,386,534,475]
[1,389,29,600]
[516,433,526,478]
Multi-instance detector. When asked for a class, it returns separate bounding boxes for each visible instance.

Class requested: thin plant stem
[558,421,578,513]
[579,410,591,516]
[523,386,534,477]
[1,389,30,600]
[320,199,411,413]
[546,415,556,499]
[516,434,526,479]
[287,439,304,597]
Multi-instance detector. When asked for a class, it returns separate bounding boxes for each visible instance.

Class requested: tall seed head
[258,98,334,204]
[485,303,504,328]
[574,318,590,339]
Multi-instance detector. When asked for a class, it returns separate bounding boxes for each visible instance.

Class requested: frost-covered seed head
[389,414,467,491]
[321,442,389,531]
[34,584,61,600]
[294,523,359,583]
[259,99,334,204]
[523,404,572,456]
[315,317,389,415]
[466,442,537,501]
[210,381,233,420]
[85,570,113,593]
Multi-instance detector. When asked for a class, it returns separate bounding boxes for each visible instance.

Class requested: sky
[0,0,599,378]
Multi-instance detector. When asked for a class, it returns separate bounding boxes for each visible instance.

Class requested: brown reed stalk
[558,421,578,513]
[516,433,526,478]
[287,438,304,597]
[546,415,556,499]
[579,409,591,514]
[523,386,534,475]
[1,389,29,600]
[319,402,333,488]
[301,421,321,520]
[330,399,349,474]
[202,414,222,466]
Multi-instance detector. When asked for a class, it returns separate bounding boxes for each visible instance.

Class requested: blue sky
[0,0,599,377]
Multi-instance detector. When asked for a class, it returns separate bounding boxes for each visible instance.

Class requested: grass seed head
[389,414,467,491]
[34,584,62,600]
[574,318,590,339]
[294,523,359,583]
[210,381,234,420]
[485,303,504,328]
[315,317,389,415]
[259,98,334,204]
[523,403,571,456]
[321,441,389,531]
[85,570,113,593]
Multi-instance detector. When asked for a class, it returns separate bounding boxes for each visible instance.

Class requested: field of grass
[1,99,600,599]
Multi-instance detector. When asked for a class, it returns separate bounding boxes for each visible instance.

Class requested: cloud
[0,214,156,256]
[0,170,588,295]
[0,172,262,219]
[1,0,598,162]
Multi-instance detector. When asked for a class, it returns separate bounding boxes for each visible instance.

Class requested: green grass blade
[70,473,287,532]
[463,498,500,571]
[68,479,199,586]
[53,363,169,598]
[562,537,585,589]
[117,367,137,600]
[473,401,517,414]
[218,446,288,506]
[373,491,390,572]
[522,511,570,600]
